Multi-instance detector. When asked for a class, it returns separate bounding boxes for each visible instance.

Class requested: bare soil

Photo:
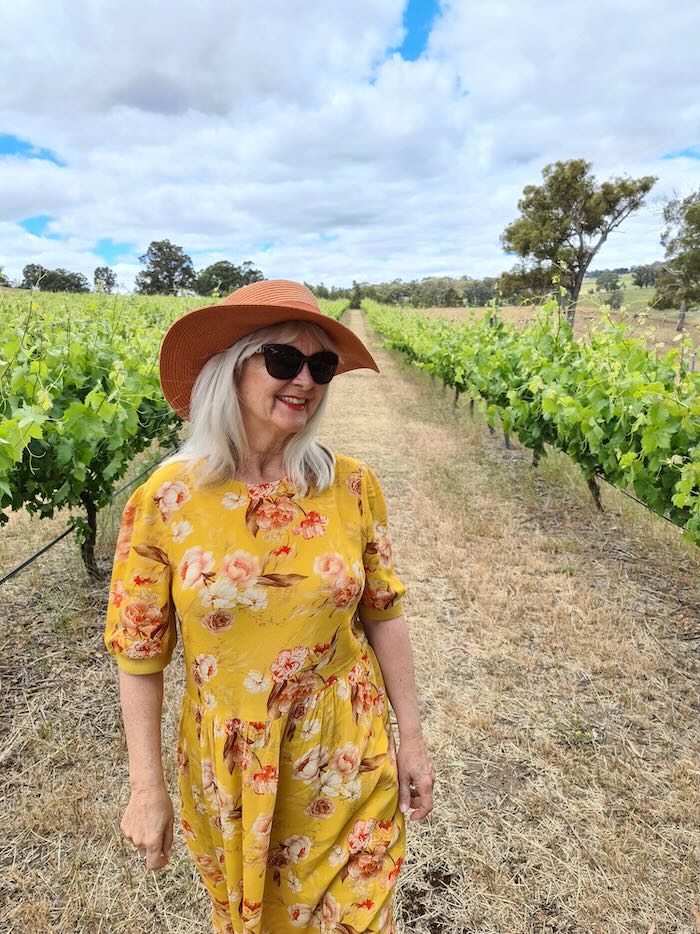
[1,309,699,933]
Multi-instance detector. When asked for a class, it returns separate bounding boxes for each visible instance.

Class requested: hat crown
[223,279,320,311]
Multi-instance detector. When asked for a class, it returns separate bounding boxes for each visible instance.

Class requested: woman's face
[236,332,330,446]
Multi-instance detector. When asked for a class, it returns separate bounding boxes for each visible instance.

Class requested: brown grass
[2,311,700,932]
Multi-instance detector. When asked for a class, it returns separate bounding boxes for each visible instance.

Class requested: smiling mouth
[276,395,307,411]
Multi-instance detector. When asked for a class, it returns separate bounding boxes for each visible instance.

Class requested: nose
[291,362,315,388]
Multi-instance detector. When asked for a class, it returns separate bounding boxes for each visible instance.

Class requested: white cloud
[0,0,698,286]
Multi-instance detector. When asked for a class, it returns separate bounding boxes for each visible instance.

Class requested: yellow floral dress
[104,452,407,934]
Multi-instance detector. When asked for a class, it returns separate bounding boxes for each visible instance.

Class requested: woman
[104,280,435,933]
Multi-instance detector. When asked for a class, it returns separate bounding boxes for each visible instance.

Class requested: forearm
[360,613,424,741]
[118,669,166,790]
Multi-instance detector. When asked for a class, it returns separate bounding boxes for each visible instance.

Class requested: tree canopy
[653,188,700,330]
[501,159,656,323]
[595,271,621,292]
[631,262,662,288]
[195,260,263,296]
[94,266,117,293]
[20,264,90,292]
[134,240,196,295]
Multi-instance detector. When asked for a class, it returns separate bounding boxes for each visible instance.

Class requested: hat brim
[159,302,380,420]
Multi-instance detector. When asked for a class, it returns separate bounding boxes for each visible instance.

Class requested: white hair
[161,320,337,495]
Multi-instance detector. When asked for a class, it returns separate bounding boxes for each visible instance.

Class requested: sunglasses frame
[258,343,339,385]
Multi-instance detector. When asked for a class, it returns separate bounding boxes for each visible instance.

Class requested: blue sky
[18,214,61,238]
[0,0,698,289]
[0,133,65,167]
[662,147,700,161]
[396,0,440,60]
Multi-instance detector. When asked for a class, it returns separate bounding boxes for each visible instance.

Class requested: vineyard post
[453,387,461,412]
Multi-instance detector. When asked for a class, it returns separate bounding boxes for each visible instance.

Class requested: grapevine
[364,299,700,545]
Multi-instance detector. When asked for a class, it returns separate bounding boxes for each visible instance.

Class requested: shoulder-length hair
[161,320,337,495]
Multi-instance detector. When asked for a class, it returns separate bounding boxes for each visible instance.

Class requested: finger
[409,791,434,821]
[146,840,166,870]
[409,778,434,819]
[162,819,174,860]
[398,770,411,814]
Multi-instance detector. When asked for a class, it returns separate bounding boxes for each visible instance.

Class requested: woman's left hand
[397,735,436,821]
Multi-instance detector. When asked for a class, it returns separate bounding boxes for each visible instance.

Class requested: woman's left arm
[361,612,436,821]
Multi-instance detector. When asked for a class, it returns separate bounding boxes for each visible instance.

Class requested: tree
[501,159,656,325]
[349,281,362,309]
[499,264,554,303]
[94,265,117,293]
[595,270,621,292]
[196,260,263,296]
[40,268,90,292]
[463,278,497,307]
[443,286,460,307]
[135,239,196,295]
[0,266,10,287]
[20,264,89,291]
[652,189,700,331]
[632,263,662,288]
[607,288,624,310]
[21,263,48,289]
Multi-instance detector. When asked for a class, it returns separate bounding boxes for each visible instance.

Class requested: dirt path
[2,310,699,933]
[323,310,700,933]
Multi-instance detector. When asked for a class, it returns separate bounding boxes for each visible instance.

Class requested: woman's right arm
[118,669,174,871]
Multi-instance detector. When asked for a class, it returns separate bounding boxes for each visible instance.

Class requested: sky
[0,0,699,291]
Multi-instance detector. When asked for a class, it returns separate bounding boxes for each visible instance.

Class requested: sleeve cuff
[114,650,174,675]
[358,600,406,622]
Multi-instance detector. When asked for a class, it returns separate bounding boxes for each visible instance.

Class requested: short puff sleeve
[358,464,406,622]
[103,479,177,674]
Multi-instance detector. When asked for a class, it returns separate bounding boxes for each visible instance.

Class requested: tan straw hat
[159,279,379,420]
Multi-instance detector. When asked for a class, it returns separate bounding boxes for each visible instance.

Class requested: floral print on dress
[104,454,405,933]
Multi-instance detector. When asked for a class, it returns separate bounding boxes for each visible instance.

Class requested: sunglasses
[258,343,339,385]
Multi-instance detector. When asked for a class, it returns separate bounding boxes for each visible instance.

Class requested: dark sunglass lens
[308,352,339,384]
[262,344,338,384]
[263,345,303,379]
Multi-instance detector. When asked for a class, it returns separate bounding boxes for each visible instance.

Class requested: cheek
[237,362,276,406]
[309,388,327,414]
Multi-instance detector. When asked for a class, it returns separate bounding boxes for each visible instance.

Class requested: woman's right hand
[120,783,174,871]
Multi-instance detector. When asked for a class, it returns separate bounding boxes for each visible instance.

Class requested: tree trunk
[566,274,584,328]
[80,492,101,581]
[587,477,604,514]
[676,297,687,332]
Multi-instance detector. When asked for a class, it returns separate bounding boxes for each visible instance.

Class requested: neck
[238,442,288,484]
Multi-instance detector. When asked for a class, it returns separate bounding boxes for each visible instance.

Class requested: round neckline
[232,476,295,494]
[237,476,287,487]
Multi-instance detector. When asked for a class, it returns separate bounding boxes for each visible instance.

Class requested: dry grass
[2,311,700,932]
